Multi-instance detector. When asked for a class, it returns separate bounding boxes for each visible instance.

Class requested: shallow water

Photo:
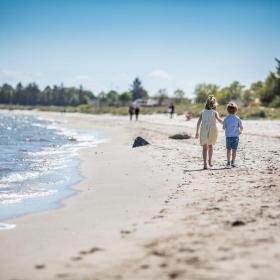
[0,112,103,223]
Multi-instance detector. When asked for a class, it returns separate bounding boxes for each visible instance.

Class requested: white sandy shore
[0,111,280,280]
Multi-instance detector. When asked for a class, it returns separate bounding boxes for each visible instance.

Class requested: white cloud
[149,69,170,79]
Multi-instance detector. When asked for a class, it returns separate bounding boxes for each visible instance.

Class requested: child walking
[195,95,223,169]
[223,102,243,168]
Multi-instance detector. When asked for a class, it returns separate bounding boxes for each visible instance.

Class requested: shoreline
[0,111,280,280]
[0,111,185,280]
[0,110,105,224]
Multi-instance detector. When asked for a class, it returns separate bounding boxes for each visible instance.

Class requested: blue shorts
[226,137,239,150]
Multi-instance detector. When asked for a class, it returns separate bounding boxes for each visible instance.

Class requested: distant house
[133,98,159,107]
[146,99,159,106]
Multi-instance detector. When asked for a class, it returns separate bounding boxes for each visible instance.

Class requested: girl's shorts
[226,137,239,150]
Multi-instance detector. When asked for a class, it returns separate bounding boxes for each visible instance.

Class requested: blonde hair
[205,95,217,110]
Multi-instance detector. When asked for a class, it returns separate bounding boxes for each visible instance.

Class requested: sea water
[0,112,103,228]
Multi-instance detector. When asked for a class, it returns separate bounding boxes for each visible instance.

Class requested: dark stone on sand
[231,220,246,227]
[169,134,191,140]
[132,137,150,148]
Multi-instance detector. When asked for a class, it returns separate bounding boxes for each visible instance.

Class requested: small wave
[0,188,57,204]
[0,171,40,184]
[0,223,16,230]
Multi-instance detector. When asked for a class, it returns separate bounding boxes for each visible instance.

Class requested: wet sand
[0,112,279,280]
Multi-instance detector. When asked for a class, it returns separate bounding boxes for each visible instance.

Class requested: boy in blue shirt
[223,102,244,168]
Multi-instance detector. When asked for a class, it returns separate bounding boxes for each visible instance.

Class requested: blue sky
[0,0,279,97]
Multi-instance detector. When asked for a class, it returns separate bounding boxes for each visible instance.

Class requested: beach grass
[1,103,280,119]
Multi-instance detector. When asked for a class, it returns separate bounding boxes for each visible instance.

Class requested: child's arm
[195,114,202,138]
[215,111,223,125]
[223,116,226,130]
[239,120,244,134]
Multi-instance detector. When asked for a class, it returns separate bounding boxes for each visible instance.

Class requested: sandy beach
[0,111,280,280]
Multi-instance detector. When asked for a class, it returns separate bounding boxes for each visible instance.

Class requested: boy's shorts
[226,137,239,150]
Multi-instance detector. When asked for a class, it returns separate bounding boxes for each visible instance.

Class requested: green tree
[131,78,148,100]
[106,90,119,105]
[258,59,280,107]
[0,82,94,106]
[156,89,169,105]
[260,72,277,106]
[173,88,185,103]
[242,81,263,106]
[13,82,23,104]
[41,86,52,105]
[194,83,219,103]
[0,83,14,104]
[218,81,244,105]
[97,91,107,105]
[119,91,132,105]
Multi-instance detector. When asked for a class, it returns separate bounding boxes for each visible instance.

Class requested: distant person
[168,103,175,119]
[135,106,140,121]
[195,95,223,169]
[128,105,134,121]
[185,111,192,121]
[223,102,244,169]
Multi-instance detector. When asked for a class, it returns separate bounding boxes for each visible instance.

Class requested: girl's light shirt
[223,115,242,137]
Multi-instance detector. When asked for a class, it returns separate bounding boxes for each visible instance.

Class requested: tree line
[194,58,280,107]
[1,59,279,108]
[0,83,94,106]
[0,77,188,107]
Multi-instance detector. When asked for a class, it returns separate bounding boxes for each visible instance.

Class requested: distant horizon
[1,0,279,97]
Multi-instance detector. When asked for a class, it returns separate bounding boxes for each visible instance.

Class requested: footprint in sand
[151,250,166,257]
[79,250,88,255]
[205,207,221,211]
[152,215,164,219]
[184,256,200,265]
[140,264,150,270]
[120,230,130,234]
[35,264,46,269]
[56,273,69,278]
[79,247,104,255]
[88,247,104,254]
[71,256,83,261]
[178,247,195,253]
[168,270,184,279]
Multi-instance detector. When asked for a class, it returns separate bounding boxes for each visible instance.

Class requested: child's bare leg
[208,145,213,166]
[203,144,208,168]
[227,149,231,163]
[232,149,237,162]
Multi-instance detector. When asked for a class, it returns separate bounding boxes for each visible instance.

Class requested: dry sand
[0,112,280,280]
